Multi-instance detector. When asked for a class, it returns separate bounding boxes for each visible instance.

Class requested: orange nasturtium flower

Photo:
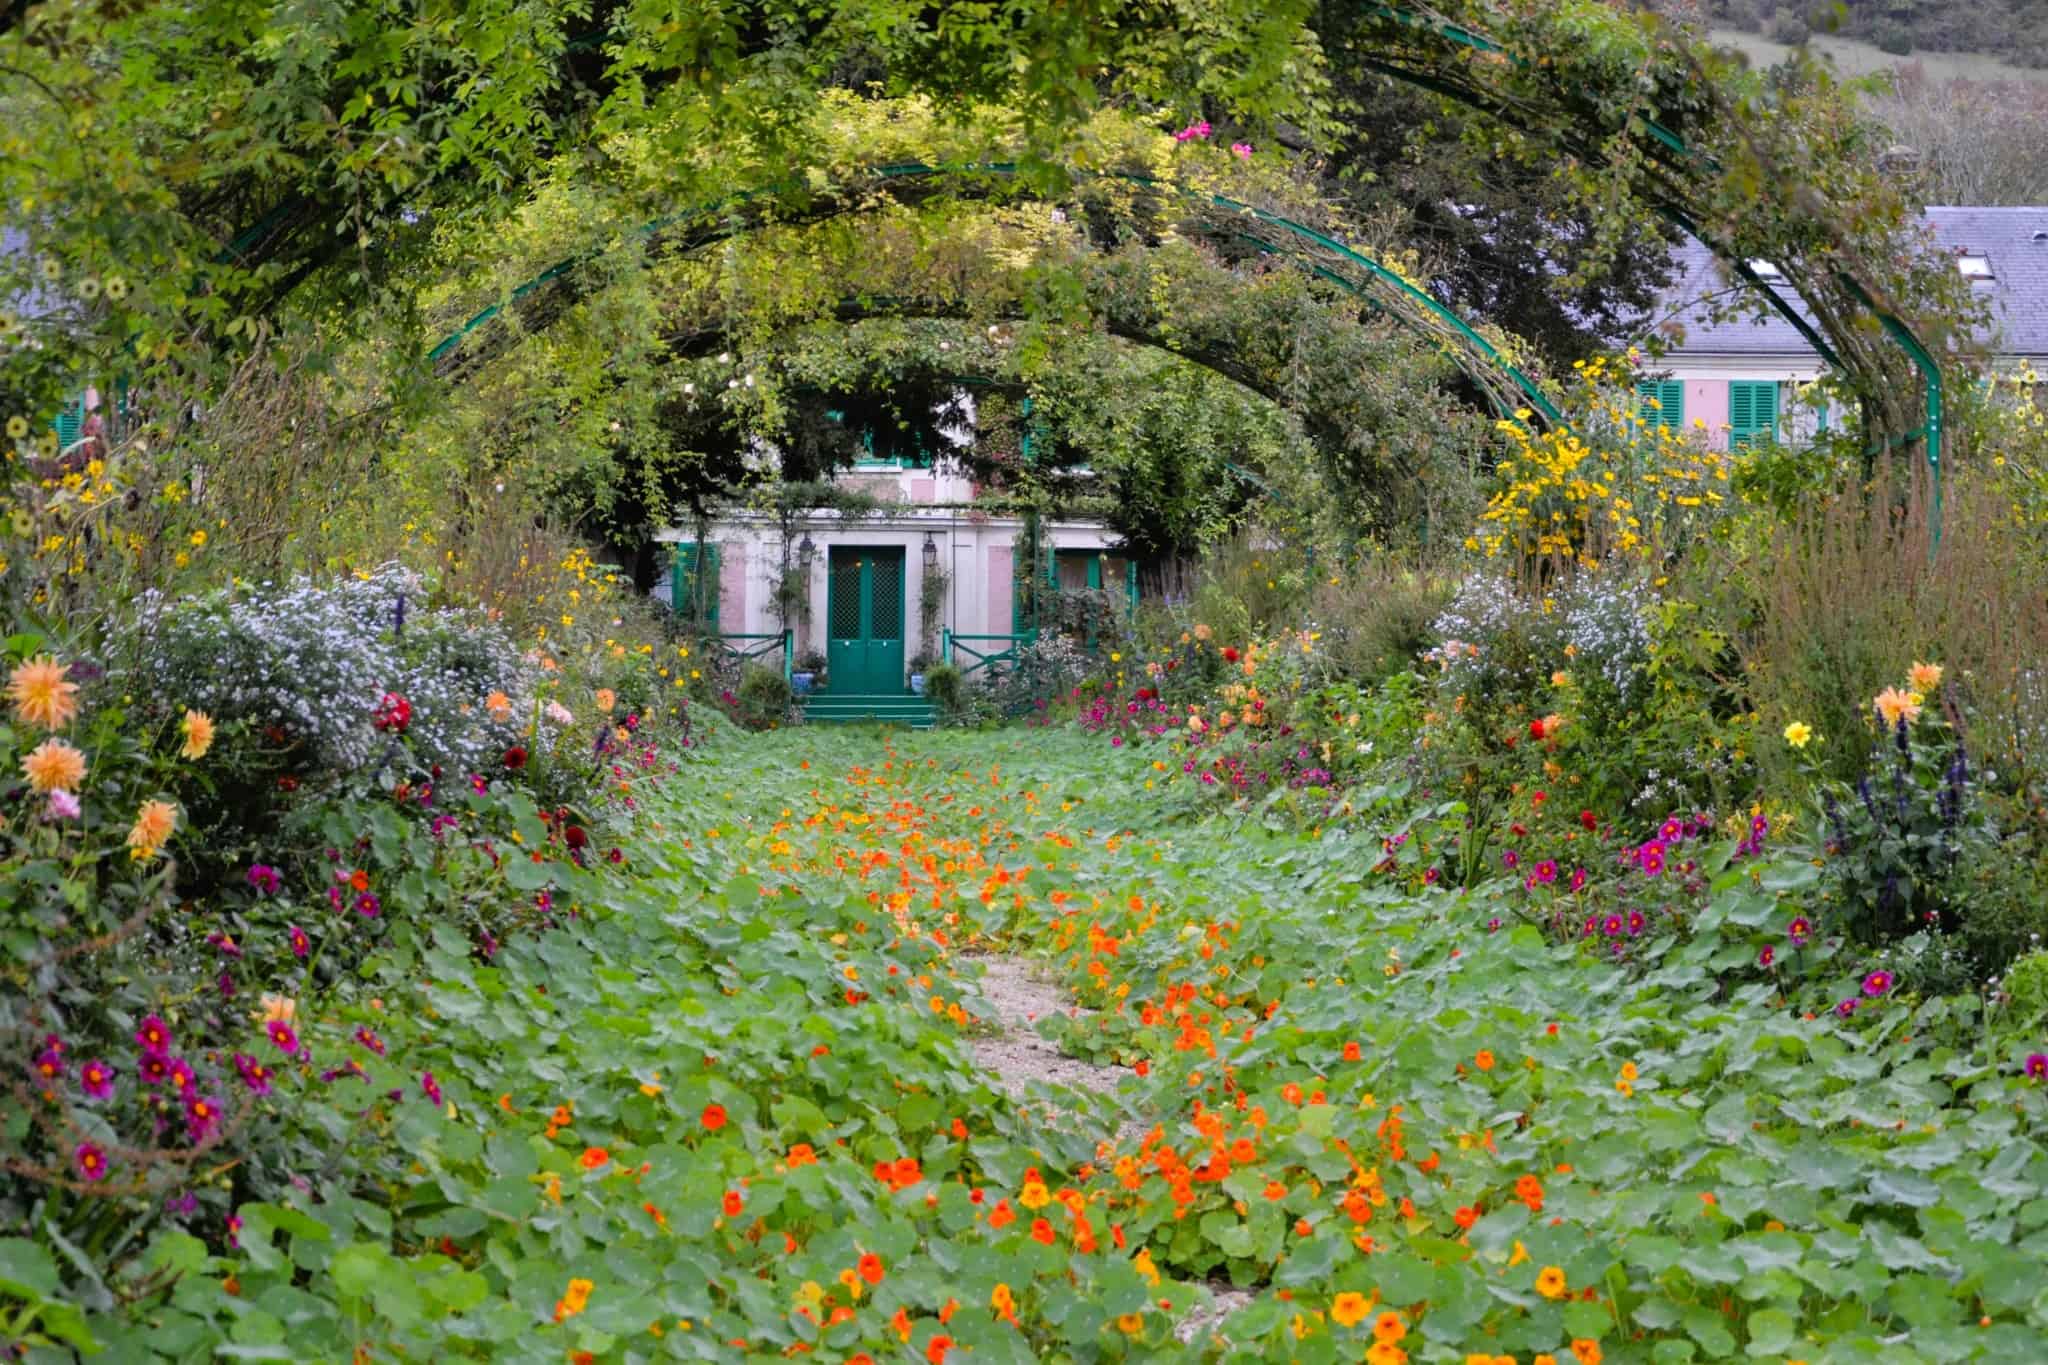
[1536,1265,1568,1299]
[1330,1292,1371,1328]
[580,1147,609,1170]
[701,1103,728,1130]
[1373,1311,1407,1344]
[1571,1340,1604,1365]
[721,1189,743,1216]
[553,1277,594,1322]
[857,1253,885,1285]
[1474,1049,1496,1071]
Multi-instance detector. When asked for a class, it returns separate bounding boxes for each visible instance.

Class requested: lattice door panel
[869,554,904,641]
[828,556,863,638]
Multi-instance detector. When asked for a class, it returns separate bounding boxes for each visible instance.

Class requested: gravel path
[962,954,1254,1348]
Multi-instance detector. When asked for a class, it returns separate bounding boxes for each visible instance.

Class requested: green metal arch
[421,0,1945,530]
[1353,1,1940,524]
[425,162,1564,426]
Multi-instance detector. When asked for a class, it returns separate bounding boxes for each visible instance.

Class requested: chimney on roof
[1877,144,1920,177]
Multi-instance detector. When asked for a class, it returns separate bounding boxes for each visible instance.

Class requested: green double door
[826,547,905,694]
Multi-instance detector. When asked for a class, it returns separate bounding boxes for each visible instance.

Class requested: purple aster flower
[2026,1053,2048,1081]
[353,892,381,918]
[1660,818,1682,842]
[288,924,310,959]
[233,1052,273,1095]
[246,863,282,895]
[420,1071,442,1105]
[226,1214,243,1247]
[78,1058,115,1100]
[1569,867,1588,893]
[1603,913,1625,938]
[32,1047,64,1083]
[206,932,243,959]
[135,1014,173,1055]
[1758,945,1775,968]
[1788,917,1812,947]
[327,885,345,912]
[1534,859,1558,884]
[266,1020,300,1055]
[138,1053,171,1087]
[183,1094,223,1143]
[163,1191,197,1218]
[165,1057,195,1092]
[1487,917,1503,932]
[1862,970,1894,997]
[1626,909,1647,936]
[45,789,80,821]
[1638,842,1666,877]
[1502,850,1521,870]
[1835,998,1858,1018]
[353,1026,385,1057]
[74,1142,109,1182]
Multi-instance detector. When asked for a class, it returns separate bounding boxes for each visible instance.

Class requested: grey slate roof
[1652,207,2048,360]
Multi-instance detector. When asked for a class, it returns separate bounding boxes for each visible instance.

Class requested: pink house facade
[1641,207,2048,448]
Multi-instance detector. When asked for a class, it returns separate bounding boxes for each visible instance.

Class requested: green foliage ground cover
[21,723,2048,1362]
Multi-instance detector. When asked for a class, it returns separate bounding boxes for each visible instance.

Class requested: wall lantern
[921,530,939,572]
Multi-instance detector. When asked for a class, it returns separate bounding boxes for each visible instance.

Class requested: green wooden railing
[711,630,794,683]
[942,628,1036,680]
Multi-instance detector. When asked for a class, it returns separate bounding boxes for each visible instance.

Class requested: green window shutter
[1729,381,1779,449]
[672,543,721,626]
[1635,379,1683,430]
[52,397,84,452]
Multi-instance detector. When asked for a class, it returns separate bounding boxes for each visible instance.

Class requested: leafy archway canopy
[2,0,1983,468]
[407,108,1502,562]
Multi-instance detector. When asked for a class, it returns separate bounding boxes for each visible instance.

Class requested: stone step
[800,693,936,728]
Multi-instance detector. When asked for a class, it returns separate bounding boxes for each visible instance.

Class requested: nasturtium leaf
[1744,1307,1795,1355]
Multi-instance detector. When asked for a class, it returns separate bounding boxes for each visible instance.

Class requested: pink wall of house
[1685,379,1728,446]
[719,542,745,625]
[986,545,1012,634]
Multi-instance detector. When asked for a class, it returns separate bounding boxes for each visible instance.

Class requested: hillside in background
[1683,0,2048,68]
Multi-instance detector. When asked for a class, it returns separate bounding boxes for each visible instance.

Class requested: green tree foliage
[0,0,1330,416]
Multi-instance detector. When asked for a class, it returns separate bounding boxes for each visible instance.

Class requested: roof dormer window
[1958,253,1994,279]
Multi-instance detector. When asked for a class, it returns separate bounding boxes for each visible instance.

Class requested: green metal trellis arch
[416,1,1946,528]
[427,161,1563,425]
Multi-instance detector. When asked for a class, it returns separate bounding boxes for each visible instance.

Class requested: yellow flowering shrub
[1469,355,1734,571]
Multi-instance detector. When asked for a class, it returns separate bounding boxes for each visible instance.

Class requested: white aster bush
[142,564,532,780]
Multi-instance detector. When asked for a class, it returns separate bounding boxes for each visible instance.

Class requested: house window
[1635,379,1684,430]
[1728,381,1780,449]
[1958,254,1994,280]
[1745,259,1784,281]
